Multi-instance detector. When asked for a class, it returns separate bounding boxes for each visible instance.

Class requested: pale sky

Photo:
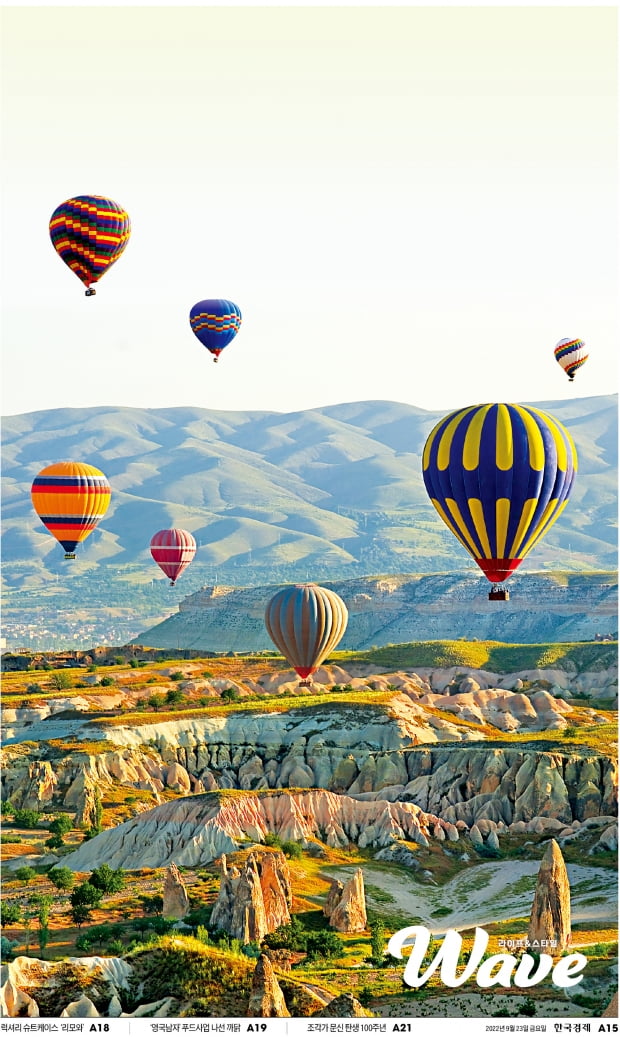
[1,5,617,417]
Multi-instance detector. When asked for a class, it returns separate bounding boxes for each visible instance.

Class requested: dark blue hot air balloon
[189,299,242,362]
[422,403,578,601]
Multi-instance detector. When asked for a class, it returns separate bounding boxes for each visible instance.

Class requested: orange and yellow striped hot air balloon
[31,462,111,559]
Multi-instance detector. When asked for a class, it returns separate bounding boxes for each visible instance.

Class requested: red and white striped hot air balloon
[150,528,196,585]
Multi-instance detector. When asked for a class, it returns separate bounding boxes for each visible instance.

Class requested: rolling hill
[2,395,617,594]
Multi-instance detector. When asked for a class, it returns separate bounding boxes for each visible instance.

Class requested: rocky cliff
[135,571,618,650]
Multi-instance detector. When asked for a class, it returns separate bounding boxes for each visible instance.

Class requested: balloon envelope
[49,195,131,295]
[422,403,577,586]
[554,338,588,381]
[189,299,242,361]
[265,583,349,680]
[150,528,197,585]
[31,462,111,558]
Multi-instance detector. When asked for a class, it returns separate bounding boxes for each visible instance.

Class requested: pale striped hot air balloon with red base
[150,528,197,586]
[554,338,588,382]
[264,583,349,686]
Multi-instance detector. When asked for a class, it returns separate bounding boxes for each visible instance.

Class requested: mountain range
[2,396,617,594]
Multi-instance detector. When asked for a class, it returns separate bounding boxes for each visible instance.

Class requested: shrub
[170,672,185,682]
[165,687,184,705]
[70,882,104,909]
[220,686,239,703]
[281,840,303,859]
[0,936,18,961]
[45,834,64,850]
[47,866,75,891]
[99,676,115,687]
[50,671,72,690]
[15,866,37,882]
[1,902,22,925]
[264,833,283,849]
[48,814,73,837]
[26,683,43,694]
[0,834,21,844]
[305,930,344,961]
[90,864,125,894]
[12,807,42,829]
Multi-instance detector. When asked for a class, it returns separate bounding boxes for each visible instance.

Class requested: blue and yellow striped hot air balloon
[49,195,131,296]
[189,299,242,362]
[31,462,111,559]
[265,584,348,685]
[422,404,578,600]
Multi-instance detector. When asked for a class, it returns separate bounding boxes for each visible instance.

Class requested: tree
[50,671,72,690]
[305,930,344,961]
[1,902,22,926]
[32,894,53,957]
[147,694,166,711]
[12,808,42,829]
[15,866,37,882]
[90,864,125,895]
[370,919,386,965]
[220,686,239,703]
[165,686,184,706]
[45,834,65,850]
[70,882,104,910]
[281,840,303,859]
[70,903,92,928]
[47,866,75,891]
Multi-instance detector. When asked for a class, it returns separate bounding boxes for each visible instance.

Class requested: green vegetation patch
[333,639,618,674]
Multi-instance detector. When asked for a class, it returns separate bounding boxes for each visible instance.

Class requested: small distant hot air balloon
[31,462,111,559]
[189,299,242,362]
[49,195,131,296]
[554,338,588,382]
[265,583,349,685]
[422,403,578,601]
[150,528,197,586]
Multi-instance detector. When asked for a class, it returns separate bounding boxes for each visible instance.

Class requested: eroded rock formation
[325,868,367,932]
[162,862,190,919]
[313,993,373,1017]
[247,955,290,1017]
[210,851,292,943]
[527,839,572,952]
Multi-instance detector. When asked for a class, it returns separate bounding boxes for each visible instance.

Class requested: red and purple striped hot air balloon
[264,583,348,685]
[150,528,197,585]
[49,195,131,296]
[31,462,111,559]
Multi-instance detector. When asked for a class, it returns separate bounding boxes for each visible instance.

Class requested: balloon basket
[489,587,509,601]
[298,679,312,688]
[64,553,76,560]
[85,288,96,297]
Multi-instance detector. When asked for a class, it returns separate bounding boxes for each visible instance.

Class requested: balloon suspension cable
[85,287,96,297]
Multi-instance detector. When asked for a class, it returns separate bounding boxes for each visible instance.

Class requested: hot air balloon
[554,338,588,382]
[49,195,131,296]
[265,584,348,685]
[150,528,197,585]
[189,299,242,362]
[31,462,111,559]
[422,403,577,601]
